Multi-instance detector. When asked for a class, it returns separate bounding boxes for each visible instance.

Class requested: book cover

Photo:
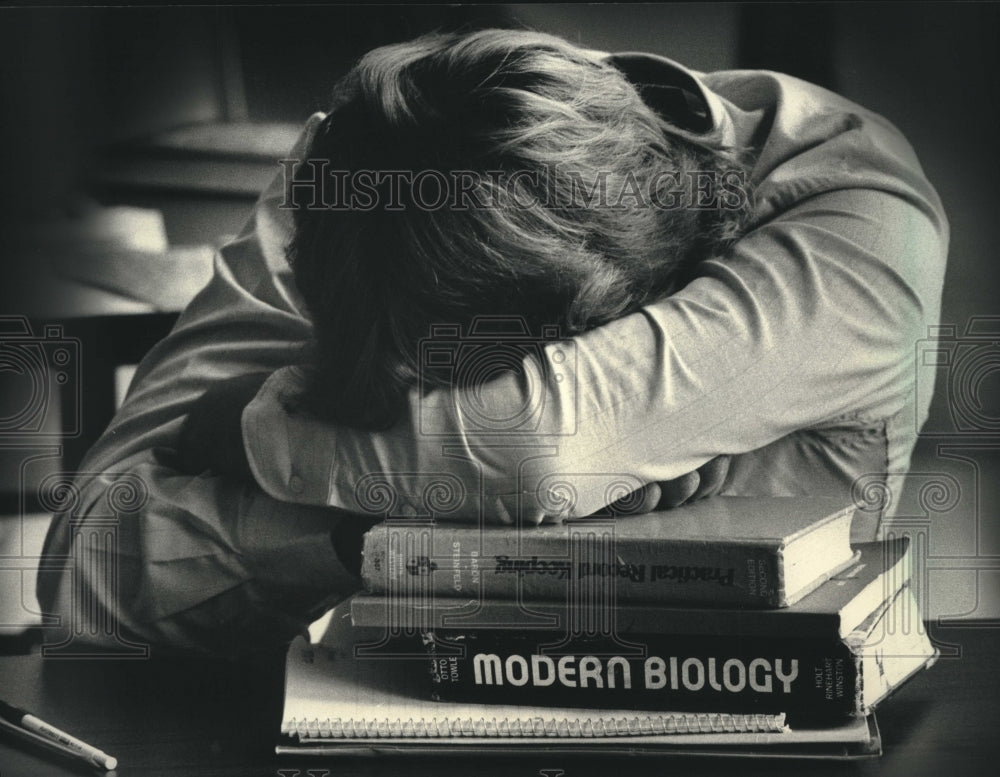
[421,586,936,722]
[360,497,858,608]
[351,539,908,639]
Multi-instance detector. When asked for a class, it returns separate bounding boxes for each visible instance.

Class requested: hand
[656,455,732,508]
[176,372,271,480]
[603,455,731,516]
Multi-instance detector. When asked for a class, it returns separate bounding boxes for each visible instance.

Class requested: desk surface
[1,624,998,777]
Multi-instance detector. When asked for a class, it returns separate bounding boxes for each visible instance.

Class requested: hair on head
[286,29,753,429]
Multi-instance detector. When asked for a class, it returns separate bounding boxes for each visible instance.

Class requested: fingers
[499,458,729,525]
[688,455,731,502]
[654,455,732,511]
[534,482,663,522]
[579,482,663,519]
[657,470,701,508]
[611,482,662,515]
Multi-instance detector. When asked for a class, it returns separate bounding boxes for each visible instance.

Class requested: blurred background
[0,2,997,631]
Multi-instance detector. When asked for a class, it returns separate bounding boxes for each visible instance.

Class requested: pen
[0,699,118,771]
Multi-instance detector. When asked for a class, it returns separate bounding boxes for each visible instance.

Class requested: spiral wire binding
[283,712,786,739]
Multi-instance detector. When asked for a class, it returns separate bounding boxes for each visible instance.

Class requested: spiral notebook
[276,605,882,758]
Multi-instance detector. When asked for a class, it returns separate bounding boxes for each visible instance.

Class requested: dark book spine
[361,525,785,607]
[423,631,861,719]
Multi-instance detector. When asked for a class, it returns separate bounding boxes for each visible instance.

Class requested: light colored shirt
[39,54,948,654]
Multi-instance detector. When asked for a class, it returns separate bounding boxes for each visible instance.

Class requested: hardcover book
[418,585,936,721]
[360,497,859,608]
[351,538,910,640]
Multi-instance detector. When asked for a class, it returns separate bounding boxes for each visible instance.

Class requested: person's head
[286,29,752,429]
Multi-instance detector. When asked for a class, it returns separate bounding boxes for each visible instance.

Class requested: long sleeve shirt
[38,52,948,654]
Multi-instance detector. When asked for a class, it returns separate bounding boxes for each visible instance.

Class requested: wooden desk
[0,624,997,777]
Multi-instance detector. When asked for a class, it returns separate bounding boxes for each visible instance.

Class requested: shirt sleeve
[243,184,947,525]
[37,113,363,656]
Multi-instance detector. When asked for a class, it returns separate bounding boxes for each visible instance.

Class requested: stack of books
[278,497,937,759]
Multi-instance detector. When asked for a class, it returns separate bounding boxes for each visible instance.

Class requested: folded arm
[243,186,947,524]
